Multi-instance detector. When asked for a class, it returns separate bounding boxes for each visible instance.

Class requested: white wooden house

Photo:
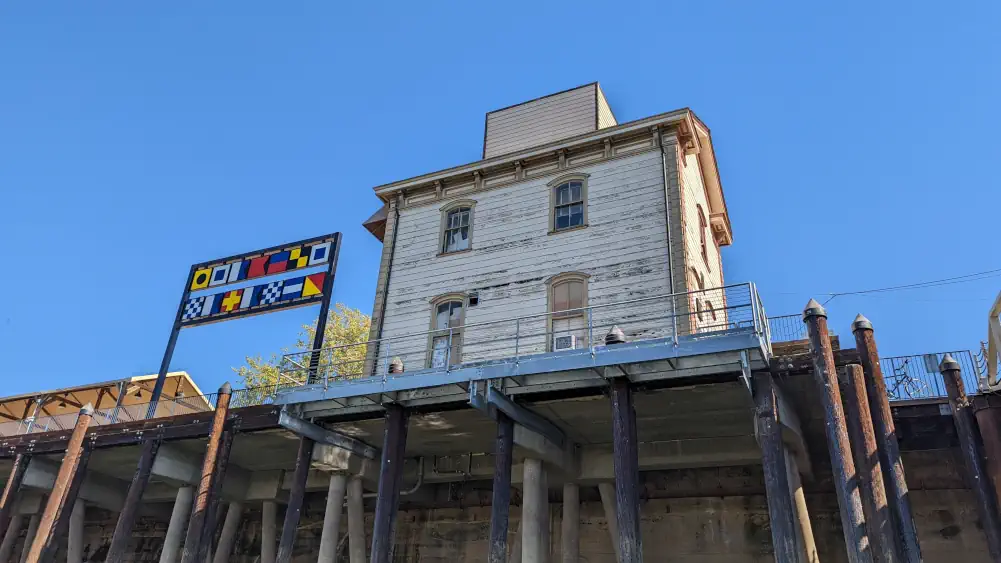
[361,83,734,375]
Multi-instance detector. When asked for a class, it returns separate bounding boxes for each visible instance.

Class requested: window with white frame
[429,297,465,368]
[548,273,589,350]
[551,179,586,232]
[441,206,471,253]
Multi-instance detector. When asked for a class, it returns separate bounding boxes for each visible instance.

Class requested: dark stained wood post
[802,300,872,563]
[841,364,897,563]
[488,412,515,563]
[0,453,30,538]
[180,383,233,563]
[609,377,642,563]
[974,403,1001,516]
[752,373,798,563]
[939,354,1001,559]
[370,403,409,563]
[25,404,94,563]
[276,436,316,563]
[104,437,162,563]
[852,315,922,563]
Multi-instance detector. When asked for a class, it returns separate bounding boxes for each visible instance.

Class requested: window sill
[548,224,589,236]
[436,248,473,258]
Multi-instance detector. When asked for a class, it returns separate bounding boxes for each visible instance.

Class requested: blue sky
[1,2,998,396]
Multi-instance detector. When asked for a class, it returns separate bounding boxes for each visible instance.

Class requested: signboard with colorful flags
[178,233,340,327]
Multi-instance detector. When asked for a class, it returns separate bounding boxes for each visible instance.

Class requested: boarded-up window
[548,274,588,351]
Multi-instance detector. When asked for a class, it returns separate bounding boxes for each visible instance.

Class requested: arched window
[697,204,709,267]
[547,272,589,350]
[429,294,465,368]
[439,201,475,254]
[548,174,588,233]
[692,268,705,322]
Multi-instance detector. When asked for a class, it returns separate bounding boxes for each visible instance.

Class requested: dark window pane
[567,281,583,310]
[569,203,583,227]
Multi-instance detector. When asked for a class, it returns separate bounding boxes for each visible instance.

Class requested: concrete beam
[150,444,252,501]
[311,443,379,478]
[578,436,761,483]
[21,457,126,511]
[770,380,812,476]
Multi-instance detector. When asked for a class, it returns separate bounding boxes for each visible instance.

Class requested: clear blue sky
[1,2,998,396]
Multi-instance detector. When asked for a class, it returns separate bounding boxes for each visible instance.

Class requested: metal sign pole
[307,234,341,384]
[148,266,195,419]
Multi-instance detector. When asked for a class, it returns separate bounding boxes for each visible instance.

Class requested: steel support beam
[803,300,871,563]
[609,378,642,563]
[841,364,897,563]
[105,437,161,563]
[277,411,377,460]
[24,404,93,563]
[370,404,408,563]
[853,315,922,562]
[940,354,1001,559]
[276,436,315,563]
[180,383,232,563]
[753,373,798,563]
[489,412,515,563]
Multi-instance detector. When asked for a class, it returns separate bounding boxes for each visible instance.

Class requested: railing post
[514,319,520,364]
[445,328,453,372]
[671,292,679,346]
[587,308,594,353]
[383,341,392,377]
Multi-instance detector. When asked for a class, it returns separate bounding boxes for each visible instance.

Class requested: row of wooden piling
[2,300,1001,562]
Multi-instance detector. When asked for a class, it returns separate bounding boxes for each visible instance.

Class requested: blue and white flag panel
[180,272,328,326]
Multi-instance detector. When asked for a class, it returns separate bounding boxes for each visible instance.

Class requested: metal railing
[880,350,981,401]
[0,386,287,438]
[279,283,766,387]
[768,314,808,343]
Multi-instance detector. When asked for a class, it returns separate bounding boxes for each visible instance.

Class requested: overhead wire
[819,267,1001,305]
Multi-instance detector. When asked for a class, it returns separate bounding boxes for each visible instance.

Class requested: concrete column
[0,513,23,563]
[160,486,195,563]
[346,477,366,563]
[19,513,40,563]
[318,474,348,563]
[597,483,622,563]
[785,451,819,563]
[68,500,85,563]
[561,484,579,563]
[522,458,546,563]
[261,500,277,563]
[509,518,523,563]
[211,502,242,563]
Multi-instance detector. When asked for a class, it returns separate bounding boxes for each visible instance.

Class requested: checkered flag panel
[260,282,283,305]
[182,297,205,321]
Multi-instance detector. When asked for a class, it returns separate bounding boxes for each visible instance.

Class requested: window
[547,273,589,350]
[439,201,475,254]
[697,205,709,267]
[692,268,705,322]
[548,174,588,233]
[429,296,465,368]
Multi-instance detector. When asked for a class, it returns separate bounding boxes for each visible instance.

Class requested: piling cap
[219,382,232,395]
[802,298,827,321]
[939,353,961,373]
[80,403,94,415]
[851,314,872,332]
[605,325,626,345]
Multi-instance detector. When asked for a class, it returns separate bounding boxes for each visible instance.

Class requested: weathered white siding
[596,85,617,130]
[377,150,674,370]
[679,151,726,332]
[484,84,599,159]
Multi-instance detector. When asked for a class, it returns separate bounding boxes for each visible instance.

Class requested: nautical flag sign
[177,233,340,327]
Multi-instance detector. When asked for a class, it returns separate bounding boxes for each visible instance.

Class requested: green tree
[234,303,371,391]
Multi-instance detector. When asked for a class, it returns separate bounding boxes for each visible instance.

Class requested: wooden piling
[609,377,642,563]
[198,423,237,563]
[841,364,897,563]
[974,404,1001,517]
[940,354,1001,559]
[489,412,515,563]
[803,300,872,563]
[371,404,409,563]
[105,437,162,563]
[179,383,233,563]
[276,436,315,563]
[852,315,921,562]
[752,373,798,563]
[24,404,93,563]
[0,453,30,538]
